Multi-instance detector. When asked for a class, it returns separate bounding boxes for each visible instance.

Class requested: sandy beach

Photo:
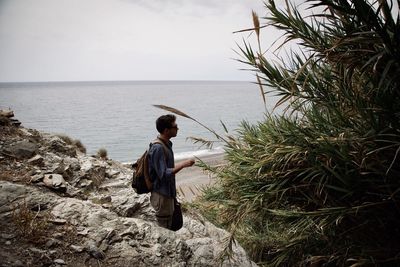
[175,152,225,202]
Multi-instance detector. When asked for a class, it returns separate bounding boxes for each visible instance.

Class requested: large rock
[0,182,59,214]
[4,140,38,159]
[46,136,76,157]
[101,187,154,219]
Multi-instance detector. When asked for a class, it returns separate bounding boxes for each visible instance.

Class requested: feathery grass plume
[153,104,228,143]
[252,10,260,39]
[252,10,262,54]
[152,104,193,119]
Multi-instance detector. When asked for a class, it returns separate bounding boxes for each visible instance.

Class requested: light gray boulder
[0,182,58,215]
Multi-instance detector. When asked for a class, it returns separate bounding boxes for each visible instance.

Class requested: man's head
[156,114,178,138]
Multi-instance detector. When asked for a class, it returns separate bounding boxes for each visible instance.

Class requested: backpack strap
[148,138,170,185]
[151,138,169,162]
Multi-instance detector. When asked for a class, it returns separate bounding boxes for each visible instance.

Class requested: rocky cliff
[0,112,256,267]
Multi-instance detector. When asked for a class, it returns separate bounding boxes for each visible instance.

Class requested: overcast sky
[0,0,282,82]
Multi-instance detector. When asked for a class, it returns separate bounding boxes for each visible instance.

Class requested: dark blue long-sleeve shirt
[148,139,176,198]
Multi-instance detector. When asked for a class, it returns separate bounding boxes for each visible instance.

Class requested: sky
[0,0,283,82]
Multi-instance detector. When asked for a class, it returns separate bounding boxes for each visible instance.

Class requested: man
[148,114,195,229]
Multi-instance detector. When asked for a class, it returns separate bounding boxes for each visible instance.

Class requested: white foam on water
[122,146,225,165]
[174,146,225,161]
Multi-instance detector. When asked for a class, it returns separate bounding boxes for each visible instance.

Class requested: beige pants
[150,191,175,229]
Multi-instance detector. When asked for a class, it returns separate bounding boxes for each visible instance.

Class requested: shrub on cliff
[73,139,86,154]
[56,134,87,154]
[97,148,108,160]
[195,0,400,265]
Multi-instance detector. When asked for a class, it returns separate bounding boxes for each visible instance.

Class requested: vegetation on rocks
[11,199,51,242]
[97,147,108,160]
[56,134,86,154]
[192,0,400,266]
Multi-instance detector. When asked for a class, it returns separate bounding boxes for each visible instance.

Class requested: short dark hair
[156,114,176,133]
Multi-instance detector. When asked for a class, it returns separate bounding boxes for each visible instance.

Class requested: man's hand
[182,159,195,168]
[173,158,195,174]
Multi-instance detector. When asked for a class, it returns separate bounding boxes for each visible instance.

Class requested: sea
[0,81,279,163]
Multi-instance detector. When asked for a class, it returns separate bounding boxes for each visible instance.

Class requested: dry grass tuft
[11,199,51,243]
[73,139,86,153]
[97,148,108,159]
[56,134,74,145]
[56,134,86,153]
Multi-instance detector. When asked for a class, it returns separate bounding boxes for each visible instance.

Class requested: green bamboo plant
[191,0,400,266]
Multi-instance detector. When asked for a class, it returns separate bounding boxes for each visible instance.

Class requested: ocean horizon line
[0,79,253,86]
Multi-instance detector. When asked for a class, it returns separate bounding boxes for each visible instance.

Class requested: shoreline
[175,152,225,202]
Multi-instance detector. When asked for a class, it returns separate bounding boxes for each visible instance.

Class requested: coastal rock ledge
[0,111,256,267]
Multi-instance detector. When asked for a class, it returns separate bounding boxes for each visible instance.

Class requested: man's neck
[158,134,170,143]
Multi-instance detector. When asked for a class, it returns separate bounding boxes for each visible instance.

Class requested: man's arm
[149,144,173,180]
[172,159,195,174]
